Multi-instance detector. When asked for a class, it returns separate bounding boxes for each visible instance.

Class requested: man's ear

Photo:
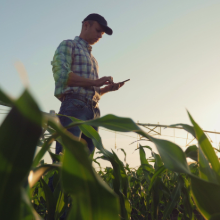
[83,21,89,30]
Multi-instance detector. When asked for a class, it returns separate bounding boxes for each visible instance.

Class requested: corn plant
[0,88,120,220]
[0,86,220,220]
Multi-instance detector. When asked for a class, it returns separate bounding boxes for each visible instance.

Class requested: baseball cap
[82,13,113,35]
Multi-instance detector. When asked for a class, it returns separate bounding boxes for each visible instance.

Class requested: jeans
[55,95,100,155]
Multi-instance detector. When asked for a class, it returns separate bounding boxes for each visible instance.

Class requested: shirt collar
[74,36,92,52]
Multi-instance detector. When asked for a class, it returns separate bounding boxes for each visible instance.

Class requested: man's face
[85,21,105,45]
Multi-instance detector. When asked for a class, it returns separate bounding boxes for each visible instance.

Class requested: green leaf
[210,213,220,220]
[188,112,220,177]
[162,176,184,220]
[198,148,218,184]
[152,152,163,170]
[29,164,60,188]
[53,111,220,219]
[133,145,152,153]
[48,151,61,163]
[40,178,56,220]
[21,188,43,220]
[61,134,120,220]
[0,88,14,107]
[63,115,130,219]
[151,177,161,220]
[110,151,131,220]
[181,187,193,219]
[66,114,190,174]
[117,148,127,163]
[15,90,42,126]
[144,137,190,174]
[52,175,68,219]
[60,114,113,159]
[185,145,198,161]
[32,134,58,167]
[89,148,95,160]
[67,114,140,132]
[93,159,101,169]
[112,151,129,196]
[191,176,220,219]
[54,191,67,220]
[46,114,121,220]
[148,165,166,192]
[139,145,149,165]
[170,123,196,138]
[0,89,42,220]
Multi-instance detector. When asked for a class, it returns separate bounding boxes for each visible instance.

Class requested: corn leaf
[162,176,184,220]
[32,134,58,167]
[210,213,220,220]
[188,112,220,177]
[29,164,60,188]
[21,188,43,220]
[63,115,131,219]
[185,145,198,161]
[40,178,56,220]
[60,133,120,220]
[170,123,196,138]
[198,148,218,184]
[0,89,42,220]
[191,176,220,219]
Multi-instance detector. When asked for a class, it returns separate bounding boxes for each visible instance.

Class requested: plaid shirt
[51,36,100,102]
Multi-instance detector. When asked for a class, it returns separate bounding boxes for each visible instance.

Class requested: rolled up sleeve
[51,40,74,100]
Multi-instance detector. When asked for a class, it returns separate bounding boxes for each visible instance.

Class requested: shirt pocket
[74,50,92,73]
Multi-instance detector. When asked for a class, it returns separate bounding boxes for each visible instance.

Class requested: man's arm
[67,72,114,87]
[52,40,113,90]
[52,40,73,88]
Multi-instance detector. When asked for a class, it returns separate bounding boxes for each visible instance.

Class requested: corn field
[1,88,220,220]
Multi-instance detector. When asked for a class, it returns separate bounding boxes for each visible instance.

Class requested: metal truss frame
[137,123,220,148]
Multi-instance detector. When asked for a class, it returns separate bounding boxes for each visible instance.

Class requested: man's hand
[100,82,125,96]
[67,72,113,88]
[95,76,113,87]
[106,82,125,92]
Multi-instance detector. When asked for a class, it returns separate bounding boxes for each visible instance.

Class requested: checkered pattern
[51,36,100,102]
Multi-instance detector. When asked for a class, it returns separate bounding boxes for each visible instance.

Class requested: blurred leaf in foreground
[0,89,42,220]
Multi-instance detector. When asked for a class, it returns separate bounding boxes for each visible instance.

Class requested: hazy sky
[1,0,220,167]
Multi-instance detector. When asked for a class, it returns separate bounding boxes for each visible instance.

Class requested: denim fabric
[55,96,100,155]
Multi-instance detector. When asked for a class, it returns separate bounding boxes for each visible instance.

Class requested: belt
[62,93,99,108]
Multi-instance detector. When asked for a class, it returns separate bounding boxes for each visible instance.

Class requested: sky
[1,0,220,168]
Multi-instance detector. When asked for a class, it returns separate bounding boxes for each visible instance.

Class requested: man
[51,13,124,155]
